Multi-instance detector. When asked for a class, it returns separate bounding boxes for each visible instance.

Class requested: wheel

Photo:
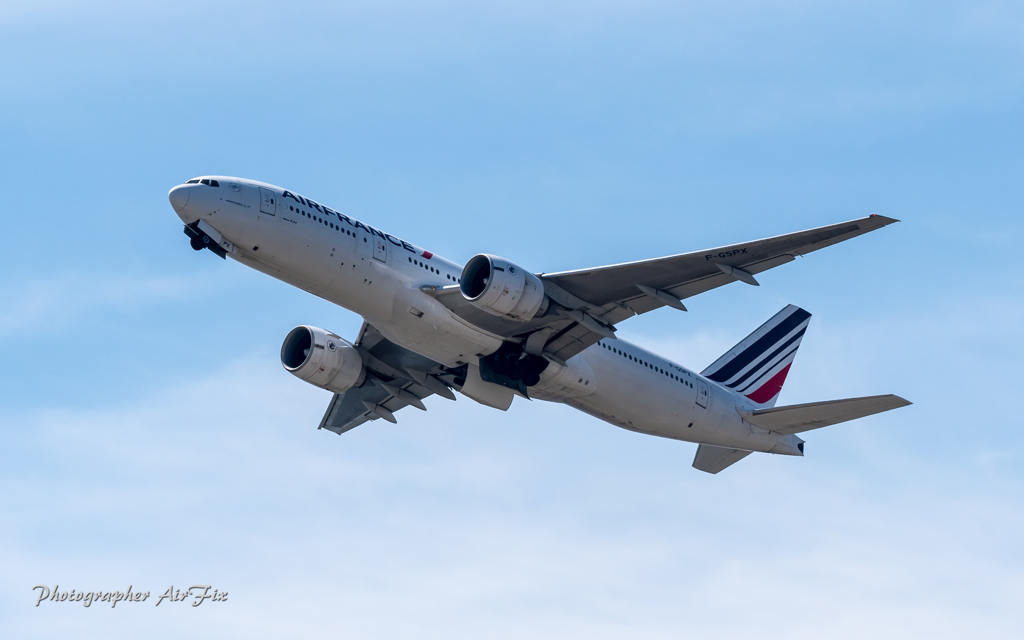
[190,235,204,251]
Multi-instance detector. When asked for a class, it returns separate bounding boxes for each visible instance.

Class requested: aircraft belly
[530,352,597,401]
[555,347,651,424]
[371,288,504,367]
[220,209,329,295]
[233,252,317,294]
[339,250,402,321]
[562,347,784,452]
[374,324,501,368]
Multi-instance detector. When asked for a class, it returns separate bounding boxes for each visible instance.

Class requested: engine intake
[281,326,365,394]
[460,254,549,321]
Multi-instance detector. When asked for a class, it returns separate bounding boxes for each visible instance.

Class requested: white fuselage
[169,176,802,455]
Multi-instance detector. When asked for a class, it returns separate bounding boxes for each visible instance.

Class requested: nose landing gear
[189,233,209,251]
[183,221,227,259]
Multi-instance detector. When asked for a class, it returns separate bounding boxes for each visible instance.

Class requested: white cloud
[2,355,1022,638]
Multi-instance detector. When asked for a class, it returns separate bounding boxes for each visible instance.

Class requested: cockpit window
[186,179,200,184]
[210,180,219,187]
[197,179,220,187]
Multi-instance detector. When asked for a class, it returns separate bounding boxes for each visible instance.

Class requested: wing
[429,215,897,363]
[542,215,897,310]
[318,322,457,435]
[318,383,402,435]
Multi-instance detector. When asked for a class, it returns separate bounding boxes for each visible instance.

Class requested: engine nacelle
[280,326,366,394]
[460,254,549,321]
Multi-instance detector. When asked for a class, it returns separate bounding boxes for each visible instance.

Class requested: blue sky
[2,1,1022,637]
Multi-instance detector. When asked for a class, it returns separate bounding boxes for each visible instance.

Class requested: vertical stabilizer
[701,305,811,408]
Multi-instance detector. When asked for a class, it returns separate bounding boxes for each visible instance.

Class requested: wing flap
[318,382,387,435]
[742,394,912,435]
[316,322,452,435]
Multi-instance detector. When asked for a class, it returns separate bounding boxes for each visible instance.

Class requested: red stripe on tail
[745,363,792,404]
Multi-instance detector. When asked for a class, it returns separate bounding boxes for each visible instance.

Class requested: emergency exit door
[372,234,387,262]
[258,187,276,215]
[696,380,709,408]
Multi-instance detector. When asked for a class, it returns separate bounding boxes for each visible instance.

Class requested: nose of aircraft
[168,185,191,212]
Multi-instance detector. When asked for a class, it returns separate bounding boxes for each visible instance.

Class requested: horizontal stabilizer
[692,444,753,474]
[741,394,911,435]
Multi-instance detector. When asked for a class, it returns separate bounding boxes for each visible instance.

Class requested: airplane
[167,176,910,474]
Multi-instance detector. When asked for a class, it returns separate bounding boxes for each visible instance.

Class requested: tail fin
[701,304,811,408]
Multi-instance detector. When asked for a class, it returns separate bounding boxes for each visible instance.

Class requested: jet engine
[280,326,366,394]
[460,254,549,321]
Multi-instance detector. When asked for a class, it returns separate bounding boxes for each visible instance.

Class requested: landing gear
[479,342,549,397]
[189,233,211,251]
[183,221,227,259]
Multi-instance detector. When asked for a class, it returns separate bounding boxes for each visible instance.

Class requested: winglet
[868,214,900,224]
